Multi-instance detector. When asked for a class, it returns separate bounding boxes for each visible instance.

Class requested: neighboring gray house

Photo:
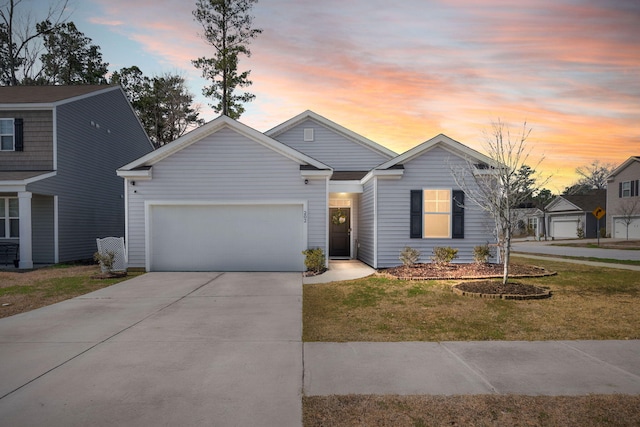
[0,85,153,268]
[545,190,607,239]
[606,156,640,239]
[117,111,496,271]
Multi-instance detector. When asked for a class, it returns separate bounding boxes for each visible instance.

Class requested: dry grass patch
[303,258,640,342]
[304,394,640,427]
[0,265,141,318]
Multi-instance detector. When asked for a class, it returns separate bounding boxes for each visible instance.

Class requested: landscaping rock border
[452,281,552,300]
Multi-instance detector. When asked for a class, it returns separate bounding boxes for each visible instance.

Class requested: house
[512,206,545,239]
[116,111,496,272]
[545,189,607,239]
[0,85,154,268]
[606,156,640,239]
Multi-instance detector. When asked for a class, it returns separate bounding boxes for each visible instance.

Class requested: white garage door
[551,218,580,239]
[148,203,305,272]
[614,217,640,239]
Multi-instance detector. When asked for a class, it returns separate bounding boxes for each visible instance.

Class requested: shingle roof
[0,85,113,104]
[561,189,607,211]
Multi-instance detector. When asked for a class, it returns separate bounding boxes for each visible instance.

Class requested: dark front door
[329,208,350,257]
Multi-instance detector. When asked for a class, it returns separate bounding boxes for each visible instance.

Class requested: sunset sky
[31,0,640,192]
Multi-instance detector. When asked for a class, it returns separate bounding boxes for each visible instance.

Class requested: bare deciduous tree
[0,0,71,85]
[451,120,548,285]
[616,198,640,240]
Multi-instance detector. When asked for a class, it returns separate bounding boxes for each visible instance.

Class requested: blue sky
[25,0,640,191]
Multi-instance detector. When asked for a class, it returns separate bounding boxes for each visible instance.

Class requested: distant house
[545,190,607,239]
[606,156,640,239]
[512,206,545,239]
[117,111,497,272]
[0,85,153,268]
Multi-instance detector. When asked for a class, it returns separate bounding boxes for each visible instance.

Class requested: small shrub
[473,244,492,264]
[576,220,585,239]
[431,246,458,266]
[399,246,421,267]
[600,228,606,238]
[93,251,115,273]
[302,248,326,273]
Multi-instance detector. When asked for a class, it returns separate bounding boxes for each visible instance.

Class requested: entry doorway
[329,207,350,257]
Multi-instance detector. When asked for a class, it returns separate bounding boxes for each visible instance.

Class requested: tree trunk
[502,227,511,285]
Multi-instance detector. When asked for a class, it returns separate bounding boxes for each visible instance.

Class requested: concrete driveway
[0,272,302,426]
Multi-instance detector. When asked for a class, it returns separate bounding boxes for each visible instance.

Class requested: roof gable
[266,110,397,159]
[375,133,495,170]
[118,115,331,173]
[608,156,640,180]
[546,189,606,212]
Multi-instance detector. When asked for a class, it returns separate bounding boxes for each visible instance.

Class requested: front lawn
[303,257,640,342]
[0,264,141,318]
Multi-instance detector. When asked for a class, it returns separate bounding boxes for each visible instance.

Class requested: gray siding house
[0,85,153,268]
[118,111,496,271]
[545,190,607,239]
[606,156,640,239]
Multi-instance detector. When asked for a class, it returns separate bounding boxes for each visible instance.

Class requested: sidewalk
[513,253,640,271]
[304,340,640,396]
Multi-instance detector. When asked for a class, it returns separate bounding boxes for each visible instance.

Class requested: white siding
[126,127,327,268]
[273,119,390,171]
[375,147,495,268]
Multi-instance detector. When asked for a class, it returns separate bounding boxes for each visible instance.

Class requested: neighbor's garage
[148,203,305,272]
[613,217,640,239]
[550,217,580,239]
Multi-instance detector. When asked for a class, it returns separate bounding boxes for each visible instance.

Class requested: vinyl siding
[126,127,327,268]
[28,88,152,262]
[0,110,53,170]
[375,147,495,268]
[606,161,640,233]
[31,194,55,263]
[357,179,376,266]
[273,118,391,170]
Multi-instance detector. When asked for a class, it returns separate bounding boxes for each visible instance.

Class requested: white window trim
[422,188,452,239]
[0,118,15,151]
[0,197,19,239]
[621,181,631,198]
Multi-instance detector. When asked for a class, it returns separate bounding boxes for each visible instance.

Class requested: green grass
[303,257,640,342]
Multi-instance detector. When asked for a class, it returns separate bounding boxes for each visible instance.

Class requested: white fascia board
[360,168,404,184]
[0,104,54,110]
[608,156,640,179]
[116,168,152,179]
[1,172,57,190]
[120,115,331,172]
[301,169,333,180]
[377,134,496,170]
[266,110,397,158]
[329,181,364,193]
[545,197,581,212]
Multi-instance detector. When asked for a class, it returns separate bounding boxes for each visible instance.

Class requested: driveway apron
[0,272,303,427]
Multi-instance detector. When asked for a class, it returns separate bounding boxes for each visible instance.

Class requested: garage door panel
[551,218,580,239]
[149,204,305,272]
[614,217,640,239]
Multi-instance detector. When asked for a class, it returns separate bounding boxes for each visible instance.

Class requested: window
[411,189,464,239]
[0,119,14,151]
[423,189,451,238]
[0,198,19,238]
[620,180,639,198]
[528,217,538,235]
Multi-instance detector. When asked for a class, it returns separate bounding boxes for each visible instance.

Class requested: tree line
[1,0,262,147]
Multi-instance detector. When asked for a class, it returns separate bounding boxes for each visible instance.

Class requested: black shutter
[452,190,464,239]
[636,180,640,197]
[410,190,422,238]
[632,180,636,198]
[14,118,23,151]
[619,182,623,198]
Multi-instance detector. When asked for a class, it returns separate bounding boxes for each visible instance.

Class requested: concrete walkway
[303,259,376,284]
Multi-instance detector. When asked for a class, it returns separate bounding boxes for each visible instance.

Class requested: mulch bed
[382,262,555,299]
[383,262,555,281]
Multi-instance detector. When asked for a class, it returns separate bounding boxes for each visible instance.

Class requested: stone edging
[451,283,552,300]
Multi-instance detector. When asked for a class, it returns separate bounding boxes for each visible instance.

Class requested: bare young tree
[0,0,71,85]
[575,160,616,190]
[616,198,640,240]
[451,120,547,285]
